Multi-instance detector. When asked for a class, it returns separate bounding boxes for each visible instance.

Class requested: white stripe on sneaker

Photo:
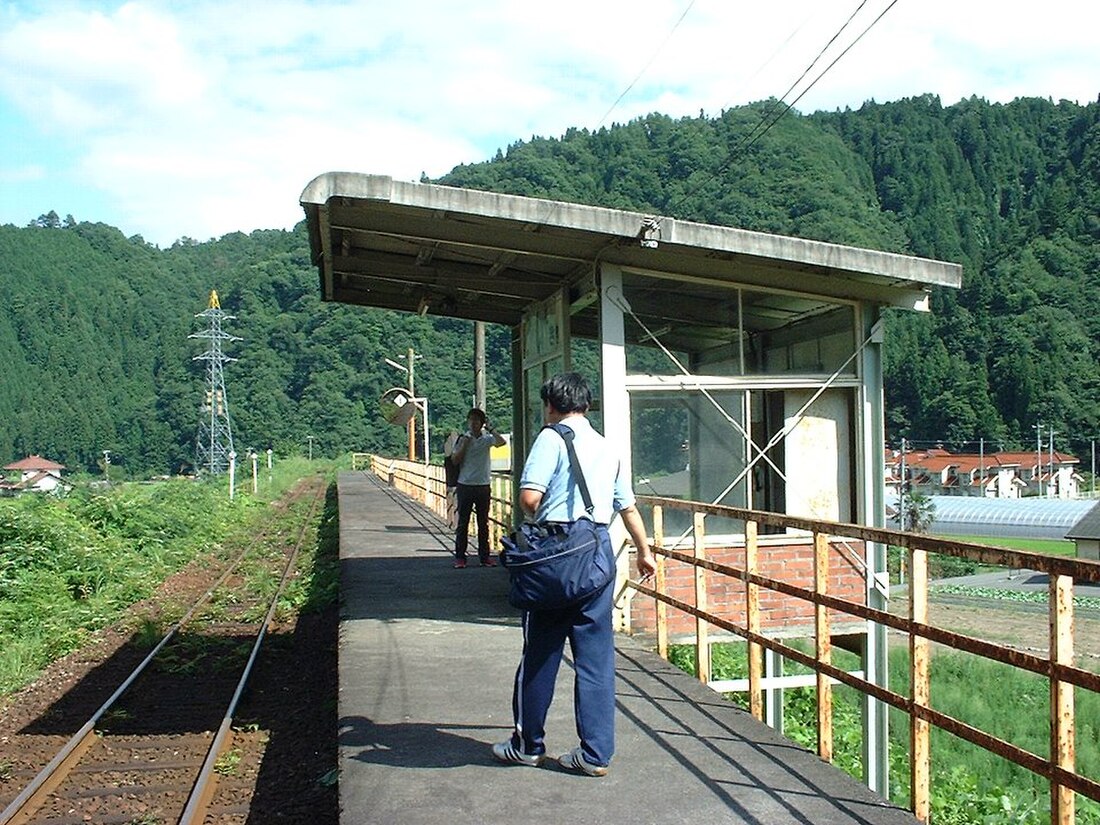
[557,746,608,776]
[492,740,543,767]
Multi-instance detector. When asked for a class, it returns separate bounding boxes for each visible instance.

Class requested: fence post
[909,544,930,822]
[694,512,709,685]
[814,531,833,762]
[746,519,763,721]
[653,505,668,660]
[1050,573,1075,825]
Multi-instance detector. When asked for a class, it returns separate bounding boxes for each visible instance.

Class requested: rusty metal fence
[362,455,1100,824]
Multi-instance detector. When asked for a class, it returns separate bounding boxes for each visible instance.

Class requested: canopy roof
[1067,502,1100,541]
[300,173,962,333]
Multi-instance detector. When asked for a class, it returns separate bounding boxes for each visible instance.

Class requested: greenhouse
[892,495,1097,540]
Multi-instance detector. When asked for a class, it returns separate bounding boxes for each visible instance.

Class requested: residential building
[2,454,71,495]
[885,447,1080,499]
[1066,501,1100,560]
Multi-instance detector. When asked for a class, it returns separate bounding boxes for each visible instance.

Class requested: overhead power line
[593,0,698,130]
[668,0,901,215]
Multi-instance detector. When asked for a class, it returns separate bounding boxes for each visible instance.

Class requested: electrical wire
[592,0,698,131]
[527,0,700,230]
[667,0,901,215]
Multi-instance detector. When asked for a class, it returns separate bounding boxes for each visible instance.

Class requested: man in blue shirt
[451,408,506,568]
[493,373,655,776]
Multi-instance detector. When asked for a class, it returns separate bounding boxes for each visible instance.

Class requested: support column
[764,648,784,732]
[860,310,889,797]
[600,265,633,631]
[510,325,524,528]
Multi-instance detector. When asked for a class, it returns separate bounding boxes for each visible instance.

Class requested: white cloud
[0,0,1098,245]
[0,3,206,131]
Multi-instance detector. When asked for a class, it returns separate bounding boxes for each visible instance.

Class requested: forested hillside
[1,94,1097,476]
[0,219,514,476]
[442,94,1100,452]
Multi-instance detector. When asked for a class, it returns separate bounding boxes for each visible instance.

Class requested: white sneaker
[492,740,545,767]
[557,746,609,777]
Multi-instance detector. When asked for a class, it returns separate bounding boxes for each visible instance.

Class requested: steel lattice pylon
[191,290,240,475]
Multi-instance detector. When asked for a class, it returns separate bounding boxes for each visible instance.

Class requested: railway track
[0,477,327,825]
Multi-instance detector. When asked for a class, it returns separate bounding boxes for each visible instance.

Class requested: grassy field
[0,458,335,695]
[888,532,1079,584]
[941,534,1077,556]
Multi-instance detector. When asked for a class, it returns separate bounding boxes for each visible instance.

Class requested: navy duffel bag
[500,519,614,611]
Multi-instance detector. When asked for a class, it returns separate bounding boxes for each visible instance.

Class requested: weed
[0,759,13,781]
[670,639,1100,825]
[133,618,167,649]
[213,748,242,776]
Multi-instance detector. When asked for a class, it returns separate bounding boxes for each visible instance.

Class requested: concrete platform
[337,470,919,825]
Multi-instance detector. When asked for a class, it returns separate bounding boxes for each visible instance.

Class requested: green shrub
[0,469,327,695]
[668,640,1100,824]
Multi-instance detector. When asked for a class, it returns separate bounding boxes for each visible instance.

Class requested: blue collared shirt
[519,415,635,524]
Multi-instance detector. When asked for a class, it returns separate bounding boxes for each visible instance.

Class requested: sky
[1,1,1098,248]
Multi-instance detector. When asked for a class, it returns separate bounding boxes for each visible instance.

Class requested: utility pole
[306,435,315,461]
[1033,423,1043,497]
[474,321,486,410]
[899,437,907,531]
[102,449,111,484]
[1049,425,1058,498]
[979,437,984,497]
[228,450,237,500]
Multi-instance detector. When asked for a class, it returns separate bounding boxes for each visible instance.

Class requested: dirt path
[888,592,1100,668]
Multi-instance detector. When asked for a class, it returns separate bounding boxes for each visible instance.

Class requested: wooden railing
[357,456,1100,823]
[367,455,513,548]
[633,494,1100,824]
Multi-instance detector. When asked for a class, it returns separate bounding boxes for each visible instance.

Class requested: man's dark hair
[540,372,591,414]
[467,408,487,425]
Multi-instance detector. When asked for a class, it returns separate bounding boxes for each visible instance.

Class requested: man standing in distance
[451,408,506,568]
[493,372,656,776]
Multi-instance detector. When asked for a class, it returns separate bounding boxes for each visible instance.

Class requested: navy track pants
[508,541,616,766]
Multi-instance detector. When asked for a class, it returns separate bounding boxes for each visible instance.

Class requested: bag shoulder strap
[544,423,594,515]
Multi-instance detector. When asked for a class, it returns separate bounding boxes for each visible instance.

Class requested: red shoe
[480,557,498,567]
[453,558,467,569]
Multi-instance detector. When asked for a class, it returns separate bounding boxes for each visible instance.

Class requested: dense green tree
[1,95,1097,473]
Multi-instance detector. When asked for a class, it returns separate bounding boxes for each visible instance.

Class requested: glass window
[630,389,749,541]
[620,271,858,378]
[630,387,855,540]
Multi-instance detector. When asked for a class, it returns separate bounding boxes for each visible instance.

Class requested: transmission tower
[191,290,240,475]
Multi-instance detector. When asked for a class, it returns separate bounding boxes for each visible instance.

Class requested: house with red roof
[2,455,71,495]
[886,447,1081,500]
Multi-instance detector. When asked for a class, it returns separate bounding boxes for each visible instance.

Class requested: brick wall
[630,537,867,639]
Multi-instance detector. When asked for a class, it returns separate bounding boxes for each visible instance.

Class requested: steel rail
[0,478,318,825]
[179,479,326,824]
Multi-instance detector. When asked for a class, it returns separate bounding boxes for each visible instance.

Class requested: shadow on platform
[336,470,919,825]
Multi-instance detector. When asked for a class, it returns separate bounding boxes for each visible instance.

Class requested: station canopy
[300,173,961,342]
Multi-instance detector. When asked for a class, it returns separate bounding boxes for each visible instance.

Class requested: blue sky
[2,0,1098,247]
